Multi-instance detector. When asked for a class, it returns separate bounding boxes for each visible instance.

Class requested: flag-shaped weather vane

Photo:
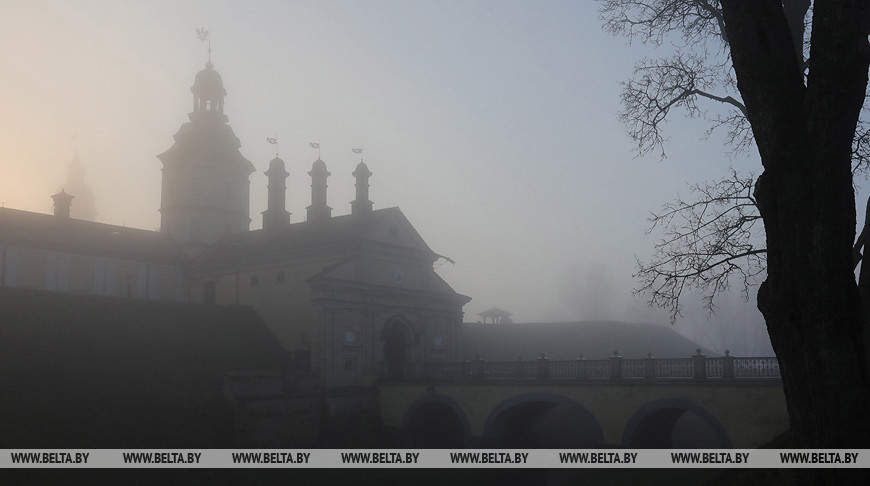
[196,27,212,65]
[310,141,321,158]
[267,136,279,156]
[352,147,363,162]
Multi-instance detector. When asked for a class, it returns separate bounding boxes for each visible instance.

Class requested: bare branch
[619,53,750,157]
[598,0,727,47]
[634,168,766,321]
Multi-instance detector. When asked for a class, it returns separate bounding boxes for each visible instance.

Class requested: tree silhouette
[600,0,870,467]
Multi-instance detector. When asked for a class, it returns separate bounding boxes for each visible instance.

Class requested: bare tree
[600,0,870,466]
[606,0,869,313]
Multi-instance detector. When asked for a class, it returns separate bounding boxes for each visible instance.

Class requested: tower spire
[196,27,212,68]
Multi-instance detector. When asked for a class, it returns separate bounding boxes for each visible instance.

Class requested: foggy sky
[4,1,851,355]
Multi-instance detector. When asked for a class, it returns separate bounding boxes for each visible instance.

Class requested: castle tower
[351,161,373,216]
[157,61,255,256]
[262,156,291,230]
[306,159,332,223]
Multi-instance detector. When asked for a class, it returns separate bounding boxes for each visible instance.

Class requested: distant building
[0,60,470,388]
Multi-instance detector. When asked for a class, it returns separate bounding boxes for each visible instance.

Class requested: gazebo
[478,307,513,324]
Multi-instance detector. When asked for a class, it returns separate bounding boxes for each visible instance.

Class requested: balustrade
[384,350,781,383]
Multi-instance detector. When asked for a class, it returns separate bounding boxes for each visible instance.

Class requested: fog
[3,1,849,356]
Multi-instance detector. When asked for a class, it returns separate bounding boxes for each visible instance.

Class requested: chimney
[51,189,74,218]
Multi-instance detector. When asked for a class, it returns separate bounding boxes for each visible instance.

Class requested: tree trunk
[720,0,870,474]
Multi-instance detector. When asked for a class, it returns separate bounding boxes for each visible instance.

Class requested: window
[276,272,285,283]
[250,275,259,287]
[393,269,404,285]
[434,336,444,347]
[345,330,356,343]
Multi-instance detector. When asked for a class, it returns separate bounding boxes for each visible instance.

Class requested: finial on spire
[267,135,279,157]
[310,140,321,159]
[196,27,212,68]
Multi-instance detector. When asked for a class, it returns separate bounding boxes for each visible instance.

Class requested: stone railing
[384,349,781,383]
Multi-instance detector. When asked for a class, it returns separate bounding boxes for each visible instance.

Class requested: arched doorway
[381,319,411,381]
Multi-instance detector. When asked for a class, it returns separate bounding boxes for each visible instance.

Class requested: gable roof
[196,207,435,263]
[0,208,186,264]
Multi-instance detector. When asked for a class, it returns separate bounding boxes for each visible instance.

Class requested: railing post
[472,356,483,380]
[537,353,549,380]
[576,354,586,380]
[693,348,707,379]
[722,350,734,379]
[644,352,656,379]
[461,359,470,381]
[609,351,623,379]
[515,356,524,379]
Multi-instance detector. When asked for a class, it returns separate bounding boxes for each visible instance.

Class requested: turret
[306,159,332,223]
[351,161,373,216]
[262,156,291,230]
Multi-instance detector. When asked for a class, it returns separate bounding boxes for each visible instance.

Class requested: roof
[0,286,292,447]
[196,207,435,263]
[461,321,715,360]
[0,207,186,264]
[479,307,512,318]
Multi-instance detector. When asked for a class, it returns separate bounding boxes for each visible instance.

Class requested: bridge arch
[483,393,604,448]
[402,393,471,448]
[621,398,731,448]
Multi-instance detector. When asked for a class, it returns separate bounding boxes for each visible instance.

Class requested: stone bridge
[376,354,788,448]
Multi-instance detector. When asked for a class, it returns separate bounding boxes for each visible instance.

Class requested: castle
[0,60,470,388]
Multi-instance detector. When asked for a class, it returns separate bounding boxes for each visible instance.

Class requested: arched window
[250,275,259,287]
[276,272,285,283]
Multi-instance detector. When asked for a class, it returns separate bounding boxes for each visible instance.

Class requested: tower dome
[191,63,226,99]
[190,63,227,119]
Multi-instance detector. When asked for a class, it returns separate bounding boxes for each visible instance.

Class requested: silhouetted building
[0,60,469,388]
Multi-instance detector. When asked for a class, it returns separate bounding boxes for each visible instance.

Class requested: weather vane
[266,135,279,157]
[310,140,321,159]
[352,147,363,162]
[196,27,212,66]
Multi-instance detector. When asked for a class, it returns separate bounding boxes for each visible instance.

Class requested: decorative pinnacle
[267,135,279,156]
[196,27,212,67]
